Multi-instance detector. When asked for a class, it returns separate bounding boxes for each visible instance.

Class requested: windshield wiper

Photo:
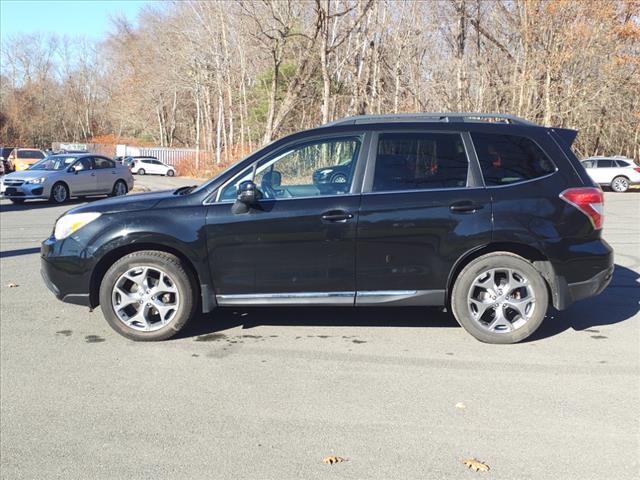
[173,185,198,195]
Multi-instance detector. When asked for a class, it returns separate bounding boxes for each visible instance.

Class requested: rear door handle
[321,210,354,222]
[449,201,484,213]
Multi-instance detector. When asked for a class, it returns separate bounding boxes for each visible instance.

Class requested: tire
[167,169,175,177]
[110,179,128,197]
[10,199,25,204]
[49,182,69,204]
[330,173,347,184]
[451,252,548,344]
[610,176,629,193]
[137,168,145,175]
[99,251,197,341]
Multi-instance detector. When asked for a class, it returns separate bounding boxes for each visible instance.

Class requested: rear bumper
[551,239,614,310]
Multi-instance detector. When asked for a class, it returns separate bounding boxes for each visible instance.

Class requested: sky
[0,0,155,42]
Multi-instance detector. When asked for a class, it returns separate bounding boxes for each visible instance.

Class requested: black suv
[41,113,613,343]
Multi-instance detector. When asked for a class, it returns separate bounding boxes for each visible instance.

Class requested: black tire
[110,179,128,197]
[10,199,25,204]
[451,252,548,344]
[610,176,629,193]
[49,182,69,204]
[137,168,145,175]
[167,169,175,177]
[330,173,348,184]
[99,251,197,341]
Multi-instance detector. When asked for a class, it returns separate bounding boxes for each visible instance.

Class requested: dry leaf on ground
[463,458,490,472]
[6,283,19,288]
[323,455,347,465]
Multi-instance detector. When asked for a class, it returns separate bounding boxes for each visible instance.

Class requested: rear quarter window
[471,133,556,186]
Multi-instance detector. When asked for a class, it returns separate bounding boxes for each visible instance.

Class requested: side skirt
[215,290,445,307]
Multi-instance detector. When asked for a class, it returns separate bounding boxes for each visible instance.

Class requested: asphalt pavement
[1,176,638,479]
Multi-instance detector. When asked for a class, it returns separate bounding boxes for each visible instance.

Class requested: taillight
[634,167,640,174]
[559,187,604,230]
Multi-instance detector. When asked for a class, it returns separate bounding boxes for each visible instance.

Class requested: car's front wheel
[611,176,629,192]
[50,182,69,204]
[451,252,548,344]
[99,251,197,341]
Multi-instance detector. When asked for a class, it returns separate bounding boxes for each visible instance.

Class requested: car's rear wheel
[167,169,175,177]
[137,168,145,175]
[611,176,629,192]
[99,251,197,341]
[111,180,128,197]
[451,252,548,344]
[50,182,69,204]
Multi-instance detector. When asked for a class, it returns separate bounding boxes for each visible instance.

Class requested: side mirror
[232,180,261,214]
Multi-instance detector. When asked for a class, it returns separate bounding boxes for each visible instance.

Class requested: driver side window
[219,136,361,201]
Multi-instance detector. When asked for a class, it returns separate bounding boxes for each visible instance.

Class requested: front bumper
[0,182,48,199]
[41,236,94,307]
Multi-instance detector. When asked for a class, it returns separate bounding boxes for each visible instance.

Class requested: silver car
[0,154,134,204]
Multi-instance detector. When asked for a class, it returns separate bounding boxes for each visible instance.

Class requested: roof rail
[322,112,538,127]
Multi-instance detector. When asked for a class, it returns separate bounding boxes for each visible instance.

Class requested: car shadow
[0,198,91,212]
[0,247,41,259]
[177,306,458,340]
[178,263,638,342]
[527,263,639,341]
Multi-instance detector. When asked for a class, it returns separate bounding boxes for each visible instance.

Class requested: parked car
[115,155,158,167]
[7,148,46,171]
[41,112,613,344]
[581,156,640,192]
[1,153,134,204]
[130,157,176,176]
[1,146,15,173]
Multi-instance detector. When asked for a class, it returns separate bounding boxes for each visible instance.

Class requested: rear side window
[94,157,114,169]
[471,133,556,186]
[372,132,468,192]
[18,150,44,159]
[597,160,614,168]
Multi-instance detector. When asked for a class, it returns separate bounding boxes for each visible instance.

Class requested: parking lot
[1,177,638,479]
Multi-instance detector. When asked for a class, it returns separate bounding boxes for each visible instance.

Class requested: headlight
[25,177,46,184]
[54,212,101,240]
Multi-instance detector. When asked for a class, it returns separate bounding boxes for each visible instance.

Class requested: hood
[66,189,175,215]
[3,169,60,180]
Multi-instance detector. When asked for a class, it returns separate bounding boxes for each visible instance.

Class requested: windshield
[28,156,78,171]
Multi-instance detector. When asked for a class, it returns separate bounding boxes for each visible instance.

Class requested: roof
[322,112,538,128]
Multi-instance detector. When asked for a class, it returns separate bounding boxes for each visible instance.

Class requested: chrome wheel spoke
[469,298,492,319]
[112,265,181,332]
[467,266,535,335]
[487,308,513,332]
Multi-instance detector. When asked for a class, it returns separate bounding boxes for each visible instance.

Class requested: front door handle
[449,201,484,213]
[321,210,354,222]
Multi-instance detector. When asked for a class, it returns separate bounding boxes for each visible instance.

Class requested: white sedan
[581,157,640,192]
[130,158,176,176]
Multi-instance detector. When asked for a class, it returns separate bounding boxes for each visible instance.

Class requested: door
[594,159,617,184]
[356,131,492,305]
[93,156,118,193]
[205,134,366,304]
[68,157,97,195]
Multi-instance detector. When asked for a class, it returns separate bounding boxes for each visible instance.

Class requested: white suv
[581,157,640,192]
[130,158,176,176]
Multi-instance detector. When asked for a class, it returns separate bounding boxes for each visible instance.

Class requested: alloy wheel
[111,266,180,332]
[114,181,127,196]
[611,177,629,192]
[467,267,535,333]
[53,184,67,203]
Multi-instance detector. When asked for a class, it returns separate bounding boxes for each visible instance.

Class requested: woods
[1,0,639,171]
